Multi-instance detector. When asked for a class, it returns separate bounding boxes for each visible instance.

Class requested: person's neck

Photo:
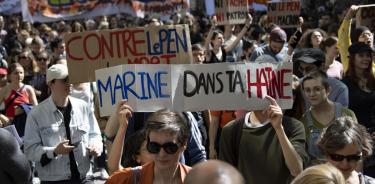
[325,55,335,66]
[311,100,334,113]
[10,82,22,89]
[213,46,221,53]
[153,163,179,183]
[52,94,69,107]
[251,110,269,124]
[355,68,366,79]
[345,170,359,184]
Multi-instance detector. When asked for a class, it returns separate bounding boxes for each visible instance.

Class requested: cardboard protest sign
[267,0,301,28]
[356,5,375,33]
[65,25,192,84]
[215,0,249,25]
[96,62,293,117]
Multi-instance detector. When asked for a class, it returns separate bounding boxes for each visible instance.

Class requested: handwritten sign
[356,5,375,33]
[96,62,293,117]
[215,0,249,25]
[267,0,300,28]
[65,25,192,84]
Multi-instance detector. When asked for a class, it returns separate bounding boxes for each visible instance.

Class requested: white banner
[96,62,293,117]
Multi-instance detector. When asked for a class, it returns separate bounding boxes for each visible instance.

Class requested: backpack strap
[232,117,245,167]
[3,85,26,113]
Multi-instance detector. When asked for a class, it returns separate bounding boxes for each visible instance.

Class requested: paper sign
[95,62,293,117]
[267,0,301,28]
[356,5,375,33]
[65,25,192,84]
[215,0,249,25]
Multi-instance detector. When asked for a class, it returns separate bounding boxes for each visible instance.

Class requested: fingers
[265,95,277,105]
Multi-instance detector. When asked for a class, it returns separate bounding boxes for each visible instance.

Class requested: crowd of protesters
[0,1,375,184]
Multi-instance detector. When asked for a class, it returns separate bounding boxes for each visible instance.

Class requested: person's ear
[326,86,331,95]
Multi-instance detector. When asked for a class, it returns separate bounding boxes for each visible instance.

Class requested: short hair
[301,70,330,90]
[318,116,373,157]
[291,163,345,184]
[320,36,338,52]
[50,38,63,51]
[145,109,190,145]
[192,43,204,52]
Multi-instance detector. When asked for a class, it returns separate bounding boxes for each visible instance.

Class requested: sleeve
[183,112,207,166]
[218,123,236,166]
[334,84,349,107]
[337,19,352,73]
[284,117,310,168]
[23,112,57,162]
[0,129,32,183]
[87,103,103,154]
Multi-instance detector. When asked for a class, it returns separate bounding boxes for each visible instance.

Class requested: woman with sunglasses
[317,116,375,184]
[106,101,191,184]
[17,49,39,85]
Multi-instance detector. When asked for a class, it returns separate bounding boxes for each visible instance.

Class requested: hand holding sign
[264,95,283,130]
[116,100,133,129]
[345,5,359,20]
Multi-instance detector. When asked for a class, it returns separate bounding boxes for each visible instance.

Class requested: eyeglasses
[146,137,180,154]
[329,153,362,162]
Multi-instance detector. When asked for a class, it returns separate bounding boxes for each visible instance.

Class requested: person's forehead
[303,78,323,87]
[149,131,178,143]
[334,143,360,155]
[312,31,322,36]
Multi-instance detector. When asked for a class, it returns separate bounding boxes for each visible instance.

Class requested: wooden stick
[358,4,375,8]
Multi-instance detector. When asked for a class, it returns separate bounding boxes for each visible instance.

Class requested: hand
[298,16,304,28]
[287,35,298,54]
[345,5,359,20]
[54,140,75,155]
[209,148,217,159]
[264,95,283,130]
[245,13,253,26]
[88,145,102,157]
[116,100,133,129]
[210,16,217,28]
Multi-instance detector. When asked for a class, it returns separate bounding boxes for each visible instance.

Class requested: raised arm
[107,100,133,174]
[224,14,253,53]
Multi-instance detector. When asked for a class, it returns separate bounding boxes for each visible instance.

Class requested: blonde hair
[292,164,345,184]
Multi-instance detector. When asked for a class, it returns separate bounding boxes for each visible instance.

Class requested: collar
[244,112,270,128]
[46,96,74,114]
[141,162,190,183]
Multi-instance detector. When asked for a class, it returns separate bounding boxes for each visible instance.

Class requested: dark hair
[50,38,63,51]
[318,116,373,157]
[320,36,338,52]
[7,62,23,77]
[145,109,190,146]
[121,129,147,167]
[301,70,330,90]
[346,53,375,91]
[211,30,223,41]
[299,28,327,48]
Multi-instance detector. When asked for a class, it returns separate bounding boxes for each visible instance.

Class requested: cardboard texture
[267,0,301,28]
[215,0,249,25]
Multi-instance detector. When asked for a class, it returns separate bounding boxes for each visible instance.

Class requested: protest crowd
[1,0,375,184]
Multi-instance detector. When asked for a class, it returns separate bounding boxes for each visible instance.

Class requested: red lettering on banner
[229,0,247,7]
[66,35,83,61]
[84,33,101,60]
[160,54,176,64]
[246,67,292,99]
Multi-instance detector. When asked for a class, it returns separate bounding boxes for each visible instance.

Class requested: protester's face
[311,31,323,48]
[37,53,49,72]
[303,78,328,106]
[148,131,185,170]
[0,74,7,87]
[212,33,224,49]
[326,43,339,58]
[354,52,372,70]
[135,141,153,165]
[18,53,32,68]
[10,66,24,83]
[319,15,331,27]
[193,50,205,64]
[358,30,373,46]
[327,143,361,179]
[299,62,319,76]
[31,43,44,54]
[50,77,71,97]
[269,41,284,54]
[56,43,65,55]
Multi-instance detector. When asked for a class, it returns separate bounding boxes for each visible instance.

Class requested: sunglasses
[329,153,362,162]
[146,137,180,154]
[38,57,48,61]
